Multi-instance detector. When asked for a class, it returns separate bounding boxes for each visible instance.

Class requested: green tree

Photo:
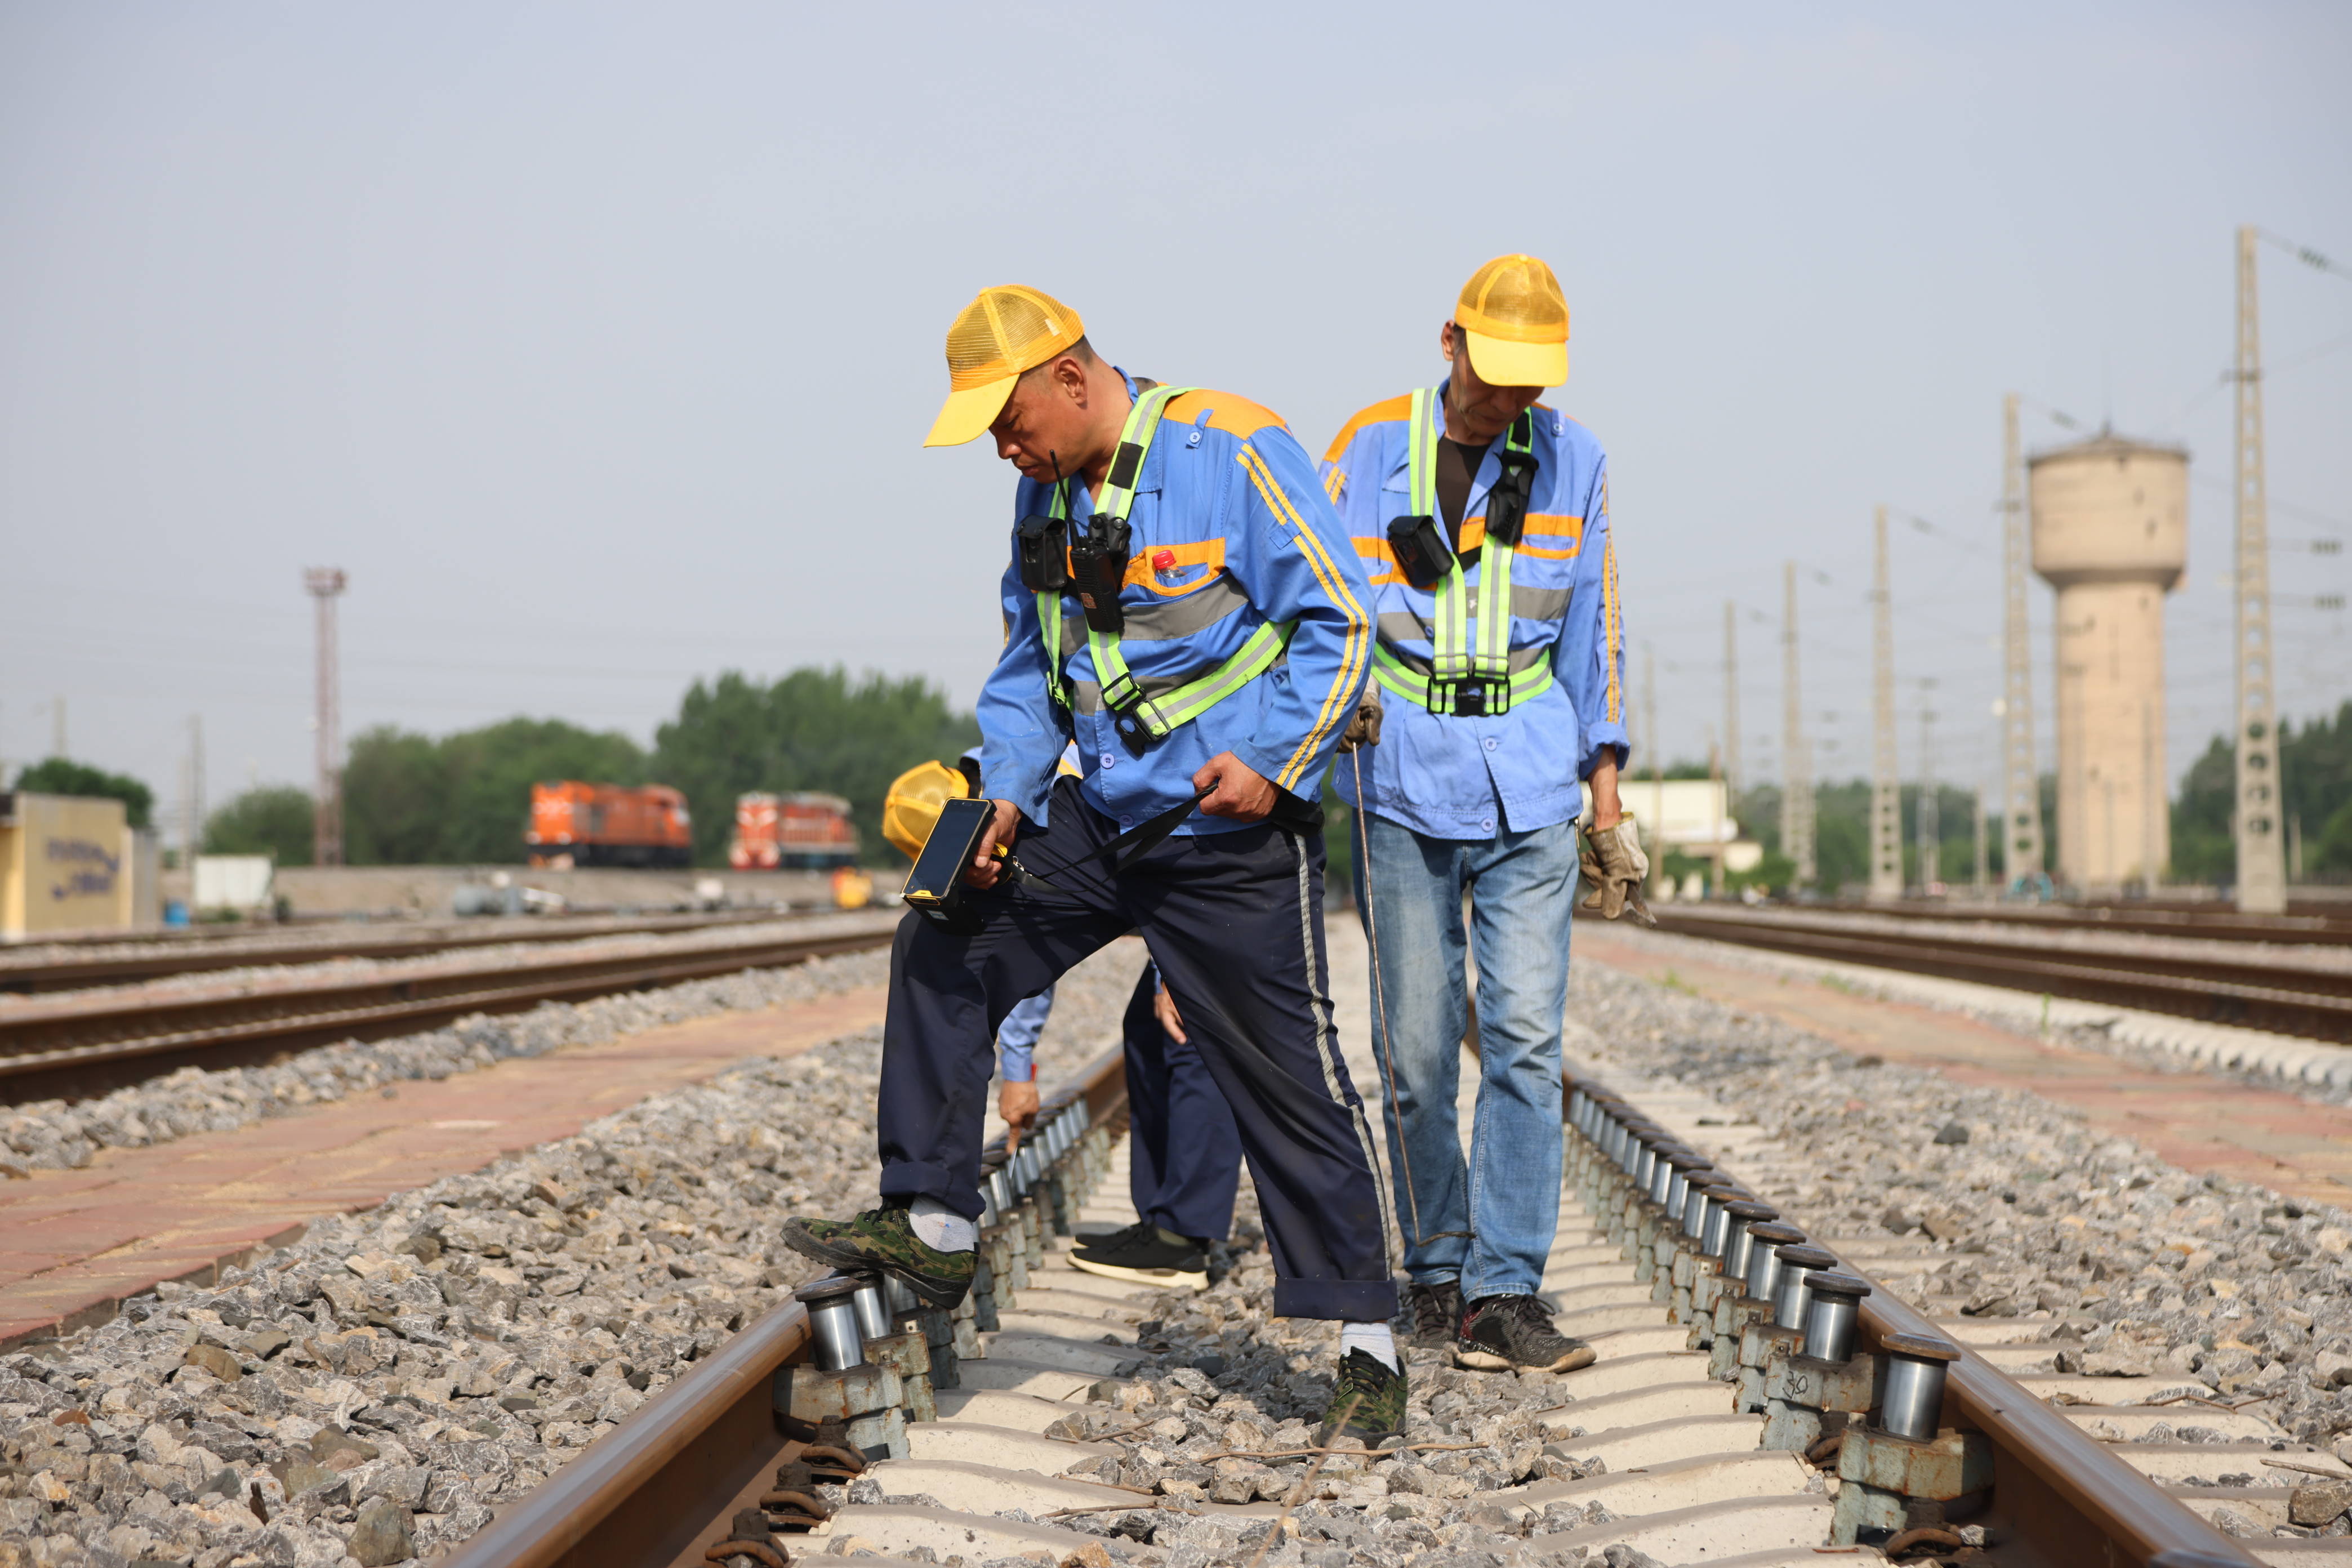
[8,759,155,827]
[654,668,980,866]
[204,787,317,865]
[343,718,648,864]
[2174,702,2352,885]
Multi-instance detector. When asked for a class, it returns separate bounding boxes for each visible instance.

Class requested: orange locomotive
[728,792,858,870]
[524,782,693,869]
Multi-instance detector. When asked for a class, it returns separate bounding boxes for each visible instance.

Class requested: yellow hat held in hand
[924,285,1087,447]
[883,760,971,860]
[1455,255,1569,389]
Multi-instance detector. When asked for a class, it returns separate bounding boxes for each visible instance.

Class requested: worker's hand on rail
[962,799,1024,889]
[1580,813,1657,926]
[999,1077,1040,1151]
[1152,982,1188,1044]
[1193,752,1277,822]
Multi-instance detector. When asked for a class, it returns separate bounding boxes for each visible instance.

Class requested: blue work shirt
[1318,394,1629,840]
[977,375,1374,835]
[996,986,1052,1082]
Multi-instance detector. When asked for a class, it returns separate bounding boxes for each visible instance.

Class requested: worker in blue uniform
[995,963,1242,1293]
[1320,255,1647,1375]
[785,286,1405,1445]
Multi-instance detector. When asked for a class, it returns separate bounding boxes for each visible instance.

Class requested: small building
[0,792,161,939]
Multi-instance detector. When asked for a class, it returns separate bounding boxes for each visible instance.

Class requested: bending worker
[998,964,1242,1293]
[786,287,1404,1445]
[1320,255,1645,1375]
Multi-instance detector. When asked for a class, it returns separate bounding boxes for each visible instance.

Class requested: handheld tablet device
[901,795,998,932]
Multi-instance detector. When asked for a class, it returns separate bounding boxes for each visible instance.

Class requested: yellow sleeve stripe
[1322,467,1346,504]
[1238,443,1368,789]
[1602,534,1622,724]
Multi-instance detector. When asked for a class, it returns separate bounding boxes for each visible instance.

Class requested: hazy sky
[5,2,2348,843]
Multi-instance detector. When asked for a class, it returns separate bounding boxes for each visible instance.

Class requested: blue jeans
[1351,809,1575,1300]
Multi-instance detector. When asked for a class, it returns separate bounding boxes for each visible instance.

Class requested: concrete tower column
[2029,434,2188,894]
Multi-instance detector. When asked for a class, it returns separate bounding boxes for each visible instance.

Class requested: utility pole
[1915,684,1939,892]
[1870,507,1902,902]
[51,697,66,760]
[1973,776,1990,896]
[184,716,206,868]
[305,568,348,867]
[1722,601,1740,805]
[1780,562,1815,889]
[1707,726,1725,898]
[2234,225,2287,914]
[1644,644,1663,902]
[2001,393,2043,891]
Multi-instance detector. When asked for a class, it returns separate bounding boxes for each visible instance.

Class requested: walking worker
[1320,255,1647,1374]
[1070,963,1243,1291]
[785,286,1408,1445]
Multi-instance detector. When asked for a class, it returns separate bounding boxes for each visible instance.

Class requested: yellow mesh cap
[924,284,1086,447]
[883,760,970,860]
[1455,255,1569,388]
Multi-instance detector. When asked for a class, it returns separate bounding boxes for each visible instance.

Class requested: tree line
[14,686,2351,884]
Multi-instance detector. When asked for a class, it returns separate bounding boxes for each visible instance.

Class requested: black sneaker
[1315,1348,1409,1449]
[780,1204,974,1308]
[1455,1293,1597,1374]
[1067,1225,1208,1291]
[1071,1220,1154,1259]
[1400,1278,1463,1351]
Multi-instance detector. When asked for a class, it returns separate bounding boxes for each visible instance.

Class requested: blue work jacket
[1318,394,1628,840]
[977,375,1374,836]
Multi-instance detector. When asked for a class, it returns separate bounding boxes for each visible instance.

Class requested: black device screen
[905,796,995,903]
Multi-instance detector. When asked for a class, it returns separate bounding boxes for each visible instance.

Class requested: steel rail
[0,921,897,1103]
[436,1039,1132,1568]
[1652,907,2352,1042]
[1563,1069,2259,1567]
[1811,899,2352,947]
[0,909,800,995]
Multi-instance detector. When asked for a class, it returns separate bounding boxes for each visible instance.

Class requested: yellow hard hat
[883,760,970,859]
[1455,254,1569,388]
[924,285,1086,448]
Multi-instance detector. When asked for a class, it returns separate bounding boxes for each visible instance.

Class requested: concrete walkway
[0,989,884,1348]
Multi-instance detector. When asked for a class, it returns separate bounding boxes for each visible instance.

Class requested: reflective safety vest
[1034,385,1294,755]
[1371,388,1552,718]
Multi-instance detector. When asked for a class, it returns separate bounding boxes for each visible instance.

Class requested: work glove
[1580,813,1658,926]
[1334,695,1384,752]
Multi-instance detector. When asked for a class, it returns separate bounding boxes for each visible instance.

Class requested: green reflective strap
[1036,590,1068,711]
[1373,643,1552,709]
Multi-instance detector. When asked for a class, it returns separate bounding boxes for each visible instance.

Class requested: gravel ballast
[0,945,896,1177]
[0,940,1140,1568]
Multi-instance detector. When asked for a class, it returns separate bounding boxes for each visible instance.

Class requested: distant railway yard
[7,898,2352,1565]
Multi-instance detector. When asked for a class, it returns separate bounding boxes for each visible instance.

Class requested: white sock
[1340,1321,1400,1371]
[908,1196,977,1253]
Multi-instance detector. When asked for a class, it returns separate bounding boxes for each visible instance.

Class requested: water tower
[2029,431,2188,892]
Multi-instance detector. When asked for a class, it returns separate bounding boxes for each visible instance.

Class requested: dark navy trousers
[1120,963,1243,1243]
[877,777,1394,1322]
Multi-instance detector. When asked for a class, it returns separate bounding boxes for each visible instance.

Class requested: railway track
[1651,905,2352,1045]
[0,916,898,1103]
[1811,901,2352,950]
[0,908,805,995]
[432,1044,2333,1568]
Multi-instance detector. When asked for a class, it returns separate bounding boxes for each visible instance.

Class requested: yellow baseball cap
[925,285,1087,447]
[1455,255,1569,388]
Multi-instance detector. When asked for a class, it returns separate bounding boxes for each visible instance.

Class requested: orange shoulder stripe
[1163,389,1287,438]
[1322,394,1413,463]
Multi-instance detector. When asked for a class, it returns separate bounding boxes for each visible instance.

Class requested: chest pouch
[1015,515,1069,591]
[1067,514,1132,635]
[1387,515,1454,589]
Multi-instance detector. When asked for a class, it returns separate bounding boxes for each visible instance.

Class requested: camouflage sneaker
[1314,1348,1409,1449]
[780,1205,974,1309]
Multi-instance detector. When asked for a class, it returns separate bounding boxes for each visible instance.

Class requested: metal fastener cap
[1722,1200,1778,1222]
[1774,1245,1837,1272]
[1746,1222,1806,1248]
[1879,1331,1961,1362]
[794,1275,864,1305]
[1803,1271,1872,1300]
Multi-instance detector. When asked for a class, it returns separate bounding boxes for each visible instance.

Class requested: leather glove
[1334,694,1384,753]
[1579,813,1658,926]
